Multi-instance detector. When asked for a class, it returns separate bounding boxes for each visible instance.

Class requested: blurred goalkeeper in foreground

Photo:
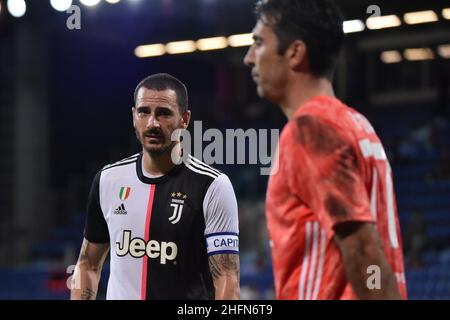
[244,0,407,299]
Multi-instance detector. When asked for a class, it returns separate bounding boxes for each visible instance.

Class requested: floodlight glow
[166,40,196,55]
[50,0,73,12]
[228,33,254,47]
[80,0,101,7]
[381,51,402,64]
[438,44,450,59]
[404,10,438,25]
[366,15,401,30]
[343,20,365,33]
[135,44,166,58]
[196,37,228,51]
[7,0,27,18]
[404,48,434,61]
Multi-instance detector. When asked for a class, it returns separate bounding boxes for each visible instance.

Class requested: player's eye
[156,109,173,117]
[137,107,150,115]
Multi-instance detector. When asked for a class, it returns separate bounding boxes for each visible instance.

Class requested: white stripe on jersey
[312,228,326,300]
[299,222,326,300]
[103,153,139,170]
[185,158,220,179]
[185,162,218,179]
[371,167,377,221]
[188,155,221,175]
[298,222,312,300]
[305,222,319,300]
[386,164,399,248]
[113,153,139,164]
[186,156,221,176]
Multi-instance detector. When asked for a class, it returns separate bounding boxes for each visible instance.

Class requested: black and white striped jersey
[84,152,239,300]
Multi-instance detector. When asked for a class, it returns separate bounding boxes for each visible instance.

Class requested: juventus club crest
[169,192,187,224]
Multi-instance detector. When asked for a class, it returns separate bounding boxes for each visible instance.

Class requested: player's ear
[181,109,191,129]
[132,107,136,128]
[286,40,307,71]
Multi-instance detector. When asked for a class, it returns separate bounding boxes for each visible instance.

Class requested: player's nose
[244,45,255,67]
[146,115,160,128]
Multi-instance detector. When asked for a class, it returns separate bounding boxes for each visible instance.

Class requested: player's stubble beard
[255,73,286,106]
[135,127,178,159]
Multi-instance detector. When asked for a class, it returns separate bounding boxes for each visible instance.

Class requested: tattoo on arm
[208,254,240,281]
[80,288,96,300]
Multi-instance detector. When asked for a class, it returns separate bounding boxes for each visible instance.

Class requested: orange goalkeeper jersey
[266,96,407,300]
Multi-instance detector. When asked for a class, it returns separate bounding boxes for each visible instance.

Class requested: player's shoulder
[292,96,368,132]
[88,153,140,186]
[183,154,225,181]
[295,96,351,123]
[101,153,140,174]
[283,97,362,149]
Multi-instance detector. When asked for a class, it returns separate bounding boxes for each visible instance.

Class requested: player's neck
[281,75,335,120]
[142,143,181,176]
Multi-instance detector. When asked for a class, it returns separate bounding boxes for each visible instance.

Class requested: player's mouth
[252,73,260,84]
[145,134,164,142]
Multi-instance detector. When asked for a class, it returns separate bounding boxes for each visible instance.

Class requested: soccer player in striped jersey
[244,0,406,299]
[70,73,240,300]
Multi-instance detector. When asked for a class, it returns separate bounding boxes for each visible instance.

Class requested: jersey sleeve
[286,113,374,239]
[203,174,239,256]
[84,170,110,243]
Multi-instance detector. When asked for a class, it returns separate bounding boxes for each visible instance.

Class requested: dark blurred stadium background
[0,0,449,300]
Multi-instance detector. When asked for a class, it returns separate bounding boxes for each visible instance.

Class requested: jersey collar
[136,152,183,184]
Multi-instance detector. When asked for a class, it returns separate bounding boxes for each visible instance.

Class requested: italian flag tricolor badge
[119,187,131,201]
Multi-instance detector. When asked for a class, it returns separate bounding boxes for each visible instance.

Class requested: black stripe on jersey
[185,161,219,179]
[185,160,220,179]
[186,159,220,178]
[205,232,239,237]
[119,154,140,162]
[104,154,139,168]
[102,158,137,172]
[187,159,221,177]
[188,155,222,176]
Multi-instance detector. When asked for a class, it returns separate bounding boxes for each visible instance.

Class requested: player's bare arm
[334,222,401,300]
[70,238,110,300]
[208,253,240,299]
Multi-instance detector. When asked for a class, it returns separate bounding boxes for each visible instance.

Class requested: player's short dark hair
[255,0,344,79]
[134,73,189,113]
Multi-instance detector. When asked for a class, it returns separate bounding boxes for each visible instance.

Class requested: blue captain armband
[206,232,239,255]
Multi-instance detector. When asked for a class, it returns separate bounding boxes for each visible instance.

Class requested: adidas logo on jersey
[114,204,127,215]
